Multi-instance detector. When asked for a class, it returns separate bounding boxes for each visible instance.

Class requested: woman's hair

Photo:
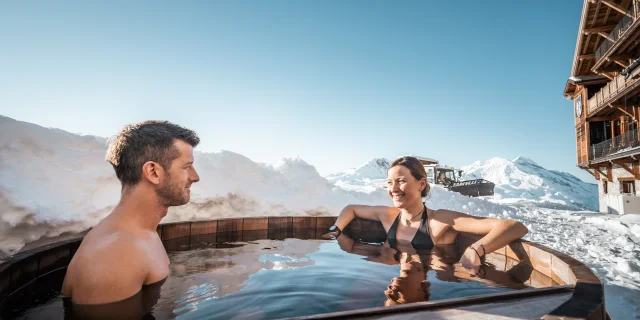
[388,156,431,198]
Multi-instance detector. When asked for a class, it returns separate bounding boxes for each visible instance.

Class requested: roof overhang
[412,156,439,165]
[563,75,609,98]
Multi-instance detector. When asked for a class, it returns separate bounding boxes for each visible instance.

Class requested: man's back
[61,218,170,305]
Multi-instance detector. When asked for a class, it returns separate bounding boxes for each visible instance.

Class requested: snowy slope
[0,115,388,258]
[324,158,390,193]
[461,157,598,211]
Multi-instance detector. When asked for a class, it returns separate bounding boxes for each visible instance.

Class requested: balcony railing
[595,2,638,62]
[587,74,629,114]
[589,128,640,161]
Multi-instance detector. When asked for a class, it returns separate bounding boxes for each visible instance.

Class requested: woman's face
[384,255,429,306]
[387,165,425,209]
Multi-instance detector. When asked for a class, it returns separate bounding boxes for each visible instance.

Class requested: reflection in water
[3,230,554,320]
[337,231,537,308]
[384,252,431,306]
[158,237,322,318]
[62,278,165,320]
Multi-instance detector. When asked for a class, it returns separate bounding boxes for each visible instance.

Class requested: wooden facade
[565,0,640,180]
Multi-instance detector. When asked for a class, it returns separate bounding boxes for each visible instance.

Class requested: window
[621,181,635,194]
[603,181,608,194]
[426,167,434,184]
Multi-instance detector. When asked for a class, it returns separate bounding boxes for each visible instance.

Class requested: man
[62,121,200,306]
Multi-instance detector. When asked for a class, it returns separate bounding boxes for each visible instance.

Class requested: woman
[383,251,430,306]
[334,230,532,306]
[328,156,528,268]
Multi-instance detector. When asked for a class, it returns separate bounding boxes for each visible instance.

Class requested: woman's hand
[459,247,481,267]
[335,232,355,253]
[458,247,483,276]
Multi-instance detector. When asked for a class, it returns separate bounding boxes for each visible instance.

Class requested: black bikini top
[387,203,434,251]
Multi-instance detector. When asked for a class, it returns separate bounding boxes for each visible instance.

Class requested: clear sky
[0,1,589,181]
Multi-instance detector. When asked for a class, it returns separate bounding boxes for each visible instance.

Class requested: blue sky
[0,1,588,181]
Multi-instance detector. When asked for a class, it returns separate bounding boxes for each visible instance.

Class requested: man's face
[157,139,200,206]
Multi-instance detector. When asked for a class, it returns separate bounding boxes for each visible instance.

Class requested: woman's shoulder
[428,208,462,221]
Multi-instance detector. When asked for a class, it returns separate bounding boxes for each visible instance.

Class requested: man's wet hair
[106,120,199,186]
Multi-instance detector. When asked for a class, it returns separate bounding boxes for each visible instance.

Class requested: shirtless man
[62,121,200,305]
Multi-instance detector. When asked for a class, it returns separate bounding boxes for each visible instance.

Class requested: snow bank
[507,207,640,319]
[0,116,516,258]
[0,116,394,257]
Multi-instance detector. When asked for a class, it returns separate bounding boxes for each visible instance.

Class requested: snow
[461,157,598,211]
[1,115,640,319]
[324,158,389,193]
[0,115,388,258]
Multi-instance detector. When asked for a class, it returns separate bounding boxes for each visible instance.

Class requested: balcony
[594,2,638,63]
[589,128,640,161]
[587,73,630,115]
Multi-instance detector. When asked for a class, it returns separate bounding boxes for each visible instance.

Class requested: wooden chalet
[565,0,640,214]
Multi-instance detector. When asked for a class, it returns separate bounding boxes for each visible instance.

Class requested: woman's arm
[434,209,528,266]
[332,204,394,231]
[335,232,399,265]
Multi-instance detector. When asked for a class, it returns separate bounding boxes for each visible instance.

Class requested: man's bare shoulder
[63,229,150,303]
[75,229,148,262]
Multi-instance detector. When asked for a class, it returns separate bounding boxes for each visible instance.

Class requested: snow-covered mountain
[324,156,598,212]
[324,158,390,193]
[461,157,598,211]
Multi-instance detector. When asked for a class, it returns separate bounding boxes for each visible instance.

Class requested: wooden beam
[613,58,628,68]
[611,119,616,140]
[611,102,640,108]
[612,158,636,163]
[616,106,636,119]
[584,25,616,34]
[598,31,616,42]
[612,160,634,174]
[612,54,633,61]
[583,33,593,57]
[596,168,601,180]
[578,53,596,60]
[588,116,616,121]
[601,0,634,18]
[634,162,640,179]
[608,165,613,182]
[592,0,603,30]
[586,168,598,179]
[593,166,608,178]
[599,72,615,80]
